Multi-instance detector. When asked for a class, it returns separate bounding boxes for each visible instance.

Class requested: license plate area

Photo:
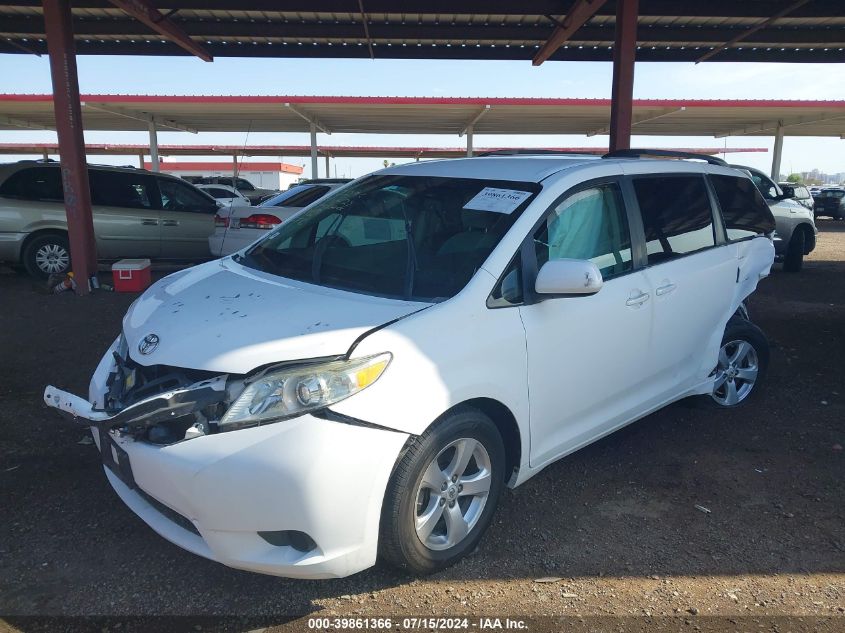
[97,427,136,489]
[229,218,240,229]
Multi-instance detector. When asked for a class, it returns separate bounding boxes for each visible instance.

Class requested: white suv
[45,151,775,579]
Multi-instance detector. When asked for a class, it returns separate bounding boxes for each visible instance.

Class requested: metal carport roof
[1,0,844,63]
[2,94,845,138]
[0,142,767,159]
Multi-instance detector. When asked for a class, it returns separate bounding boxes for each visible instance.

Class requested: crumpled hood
[123,259,428,374]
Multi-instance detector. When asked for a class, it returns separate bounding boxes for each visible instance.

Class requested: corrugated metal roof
[0,142,768,159]
[1,94,843,137]
[1,0,844,62]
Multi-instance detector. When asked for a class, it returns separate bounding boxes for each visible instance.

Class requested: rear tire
[702,317,769,409]
[782,229,805,273]
[379,407,505,574]
[22,232,70,279]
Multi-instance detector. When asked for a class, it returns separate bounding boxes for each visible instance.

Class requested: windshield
[241,174,540,301]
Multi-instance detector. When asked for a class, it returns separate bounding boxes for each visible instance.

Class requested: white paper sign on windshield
[462,187,532,215]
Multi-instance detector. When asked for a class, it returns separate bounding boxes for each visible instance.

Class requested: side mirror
[535,259,603,296]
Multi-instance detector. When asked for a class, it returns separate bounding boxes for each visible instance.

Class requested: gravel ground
[0,223,843,633]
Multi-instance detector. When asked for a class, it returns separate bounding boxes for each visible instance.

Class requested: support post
[466,126,473,158]
[310,123,318,179]
[138,151,145,169]
[771,121,785,180]
[325,154,330,179]
[608,0,638,152]
[42,149,49,161]
[232,155,238,181]
[42,0,96,295]
[148,116,159,172]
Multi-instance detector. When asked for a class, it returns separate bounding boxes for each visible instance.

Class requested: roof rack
[602,149,728,167]
[475,149,599,157]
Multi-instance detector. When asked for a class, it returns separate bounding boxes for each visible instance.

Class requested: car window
[632,175,716,264]
[260,185,331,209]
[709,175,776,241]
[205,187,233,199]
[90,170,154,209]
[534,183,633,281]
[488,256,523,308]
[235,178,255,191]
[0,166,63,201]
[244,174,541,301]
[748,173,779,200]
[158,178,216,213]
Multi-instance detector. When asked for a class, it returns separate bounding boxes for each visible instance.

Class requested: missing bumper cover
[44,376,228,433]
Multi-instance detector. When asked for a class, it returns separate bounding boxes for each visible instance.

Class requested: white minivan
[45,151,776,579]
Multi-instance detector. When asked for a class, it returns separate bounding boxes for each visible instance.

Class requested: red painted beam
[106,0,212,62]
[42,0,96,294]
[533,0,608,66]
[609,0,639,152]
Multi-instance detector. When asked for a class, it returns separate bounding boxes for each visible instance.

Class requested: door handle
[656,283,677,296]
[162,220,180,227]
[625,291,650,307]
[140,219,158,226]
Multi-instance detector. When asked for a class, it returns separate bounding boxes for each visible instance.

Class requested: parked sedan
[196,184,251,209]
[210,181,347,256]
[0,161,219,277]
[183,176,278,205]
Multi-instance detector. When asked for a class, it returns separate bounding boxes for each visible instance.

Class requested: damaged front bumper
[44,376,227,432]
[43,340,410,579]
[44,376,229,492]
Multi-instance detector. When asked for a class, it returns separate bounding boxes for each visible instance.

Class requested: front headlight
[219,353,391,430]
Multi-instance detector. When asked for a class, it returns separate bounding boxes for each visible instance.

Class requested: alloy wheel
[711,339,759,406]
[414,438,492,551]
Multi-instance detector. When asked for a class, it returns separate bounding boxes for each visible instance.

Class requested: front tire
[708,318,769,408]
[379,407,505,574]
[782,228,805,273]
[22,232,70,279]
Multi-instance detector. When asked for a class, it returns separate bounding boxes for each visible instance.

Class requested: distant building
[145,160,304,190]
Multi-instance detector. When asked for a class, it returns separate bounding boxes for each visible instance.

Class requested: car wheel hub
[711,339,758,406]
[35,244,70,274]
[414,437,492,551]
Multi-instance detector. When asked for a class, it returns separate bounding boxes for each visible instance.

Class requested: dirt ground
[0,223,843,633]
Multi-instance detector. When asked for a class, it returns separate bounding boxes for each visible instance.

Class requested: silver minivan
[0,161,219,277]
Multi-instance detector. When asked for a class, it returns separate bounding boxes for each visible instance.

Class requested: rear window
[0,166,63,201]
[819,189,845,199]
[260,185,331,209]
[710,175,776,241]
[632,175,716,264]
[204,187,234,199]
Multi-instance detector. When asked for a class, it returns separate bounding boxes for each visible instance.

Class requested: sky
[1,54,845,180]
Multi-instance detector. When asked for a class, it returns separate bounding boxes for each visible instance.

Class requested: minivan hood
[123,259,428,374]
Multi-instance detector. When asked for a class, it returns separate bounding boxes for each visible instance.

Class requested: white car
[209,182,347,256]
[45,151,775,579]
[196,184,251,209]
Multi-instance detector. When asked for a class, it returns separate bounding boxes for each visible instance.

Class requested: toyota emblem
[138,333,160,355]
